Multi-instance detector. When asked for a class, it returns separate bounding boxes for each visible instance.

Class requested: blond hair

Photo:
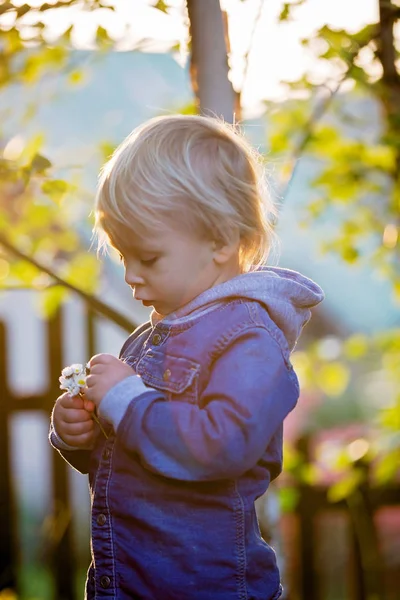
[94,114,277,271]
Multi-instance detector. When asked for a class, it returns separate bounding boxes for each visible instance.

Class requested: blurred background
[0,1,399,599]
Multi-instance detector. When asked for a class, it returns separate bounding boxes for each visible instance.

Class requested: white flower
[61,366,74,377]
[59,361,108,439]
[59,363,89,396]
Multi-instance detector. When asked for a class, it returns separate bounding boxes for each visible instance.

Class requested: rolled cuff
[49,425,80,451]
[98,375,153,431]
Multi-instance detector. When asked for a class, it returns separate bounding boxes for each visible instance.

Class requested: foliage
[265,0,400,497]
[0,1,117,314]
[288,329,400,490]
[266,75,399,290]
[0,0,399,492]
[0,0,174,315]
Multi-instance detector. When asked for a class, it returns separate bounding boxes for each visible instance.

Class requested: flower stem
[78,393,109,439]
[92,411,109,439]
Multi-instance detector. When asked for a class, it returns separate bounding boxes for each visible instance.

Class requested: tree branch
[378,0,400,86]
[240,0,264,96]
[278,9,400,202]
[0,233,136,333]
[279,74,347,199]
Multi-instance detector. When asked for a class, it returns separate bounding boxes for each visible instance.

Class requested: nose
[124,263,145,287]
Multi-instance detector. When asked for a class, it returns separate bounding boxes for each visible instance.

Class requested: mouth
[141,300,154,307]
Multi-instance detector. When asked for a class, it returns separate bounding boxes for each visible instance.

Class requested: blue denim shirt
[50,267,324,600]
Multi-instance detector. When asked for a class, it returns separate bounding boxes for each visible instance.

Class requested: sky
[10,0,381,115]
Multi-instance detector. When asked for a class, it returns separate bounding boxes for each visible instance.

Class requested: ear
[212,233,240,265]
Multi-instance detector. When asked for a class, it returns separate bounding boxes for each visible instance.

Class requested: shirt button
[97,513,107,526]
[152,333,162,345]
[103,448,110,460]
[100,575,111,589]
[163,369,171,381]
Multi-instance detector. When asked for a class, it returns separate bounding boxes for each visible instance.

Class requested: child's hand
[85,353,135,407]
[53,392,97,448]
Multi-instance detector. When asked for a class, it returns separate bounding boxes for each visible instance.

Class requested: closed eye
[140,257,158,266]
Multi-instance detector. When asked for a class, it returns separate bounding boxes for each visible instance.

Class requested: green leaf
[68,69,85,85]
[25,203,54,228]
[278,487,300,512]
[63,254,101,294]
[37,285,67,318]
[176,102,197,116]
[278,0,306,21]
[306,198,326,218]
[16,3,31,18]
[282,443,303,472]
[21,46,67,83]
[0,258,10,281]
[53,230,79,252]
[315,361,350,397]
[278,3,291,21]
[99,141,116,161]
[19,134,45,164]
[343,334,369,360]
[154,0,168,12]
[269,131,291,154]
[341,245,359,263]
[379,405,400,431]
[327,468,365,503]
[373,449,400,485]
[363,144,395,171]
[9,259,41,285]
[96,25,113,49]
[31,154,52,173]
[41,179,68,203]
[299,462,320,485]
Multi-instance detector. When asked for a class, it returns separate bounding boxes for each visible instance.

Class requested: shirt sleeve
[50,423,81,452]
[49,417,93,475]
[100,326,299,481]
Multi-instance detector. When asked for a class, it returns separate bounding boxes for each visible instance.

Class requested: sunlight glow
[6,0,380,115]
[3,135,25,160]
[347,439,370,462]
[383,224,399,249]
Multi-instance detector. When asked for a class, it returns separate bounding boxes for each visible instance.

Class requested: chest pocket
[136,349,200,403]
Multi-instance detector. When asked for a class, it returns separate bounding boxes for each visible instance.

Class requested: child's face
[118,225,237,317]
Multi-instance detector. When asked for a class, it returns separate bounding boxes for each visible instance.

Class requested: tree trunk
[187,0,238,123]
[377,0,400,174]
[376,0,400,240]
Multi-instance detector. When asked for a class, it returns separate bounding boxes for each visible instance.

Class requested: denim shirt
[50,267,324,600]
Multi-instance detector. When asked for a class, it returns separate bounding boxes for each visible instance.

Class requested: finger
[89,353,114,367]
[83,399,95,412]
[85,374,95,388]
[84,386,97,404]
[78,391,95,412]
[58,393,85,410]
[62,408,94,424]
[62,419,95,436]
[62,430,95,448]
[89,364,104,375]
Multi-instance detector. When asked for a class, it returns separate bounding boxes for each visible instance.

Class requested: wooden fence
[0,308,399,600]
[0,308,99,600]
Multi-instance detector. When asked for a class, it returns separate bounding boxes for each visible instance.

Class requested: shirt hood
[153,266,324,352]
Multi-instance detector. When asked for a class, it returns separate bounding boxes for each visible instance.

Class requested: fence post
[0,321,17,593]
[297,436,318,600]
[348,463,386,600]
[46,309,77,600]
